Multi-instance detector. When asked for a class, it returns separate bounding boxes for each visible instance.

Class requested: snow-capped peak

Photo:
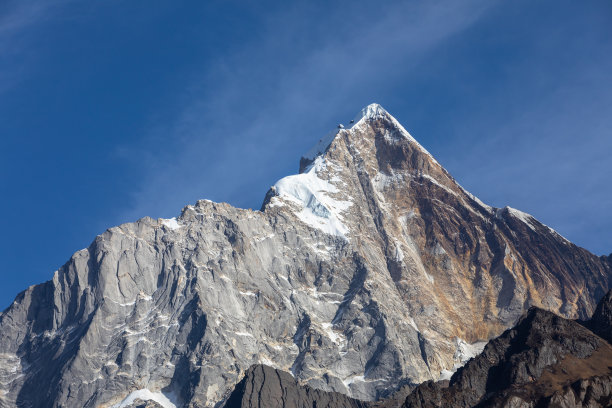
[302,103,391,162]
[302,103,438,167]
[353,103,388,122]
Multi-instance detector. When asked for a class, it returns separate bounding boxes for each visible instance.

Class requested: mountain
[225,291,612,408]
[0,104,610,408]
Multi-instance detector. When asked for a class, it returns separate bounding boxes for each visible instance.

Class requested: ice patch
[111,388,177,408]
[161,218,181,230]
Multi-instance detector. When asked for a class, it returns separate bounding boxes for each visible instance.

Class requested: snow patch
[321,323,345,345]
[372,169,407,190]
[438,338,487,381]
[504,207,537,231]
[111,389,177,408]
[394,240,404,262]
[272,156,352,238]
[343,375,365,387]
[421,174,457,196]
[353,103,387,122]
[455,338,487,362]
[501,207,571,243]
[161,218,181,230]
[407,317,419,332]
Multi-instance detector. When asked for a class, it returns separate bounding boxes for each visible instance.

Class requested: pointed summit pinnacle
[354,103,389,122]
[302,103,391,163]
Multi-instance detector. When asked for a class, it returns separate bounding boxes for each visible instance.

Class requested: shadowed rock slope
[584,290,612,344]
[0,104,610,407]
[224,364,368,408]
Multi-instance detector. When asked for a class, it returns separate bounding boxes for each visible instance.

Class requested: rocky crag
[224,364,368,408]
[0,104,610,408]
[401,292,612,408]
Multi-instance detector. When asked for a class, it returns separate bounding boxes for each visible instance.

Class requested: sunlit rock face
[0,104,609,408]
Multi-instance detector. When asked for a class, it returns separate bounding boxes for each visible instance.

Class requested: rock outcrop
[224,364,368,408]
[584,290,612,344]
[402,293,612,408]
[0,104,610,408]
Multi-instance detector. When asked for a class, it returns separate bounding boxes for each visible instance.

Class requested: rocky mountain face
[0,104,610,408]
[206,291,612,408]
[401,291,612,408]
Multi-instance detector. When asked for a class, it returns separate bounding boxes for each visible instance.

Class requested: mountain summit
[0,105,610,408]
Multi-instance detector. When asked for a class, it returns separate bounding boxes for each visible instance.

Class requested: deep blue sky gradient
[1,0,611,310]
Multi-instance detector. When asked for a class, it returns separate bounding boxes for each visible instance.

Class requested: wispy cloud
[0,0,73,92]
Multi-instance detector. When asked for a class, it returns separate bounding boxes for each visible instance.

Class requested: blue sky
[1,0,611,310]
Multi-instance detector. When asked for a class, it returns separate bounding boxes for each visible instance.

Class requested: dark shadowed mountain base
[226,292,612,408]
[224,365,368,408]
